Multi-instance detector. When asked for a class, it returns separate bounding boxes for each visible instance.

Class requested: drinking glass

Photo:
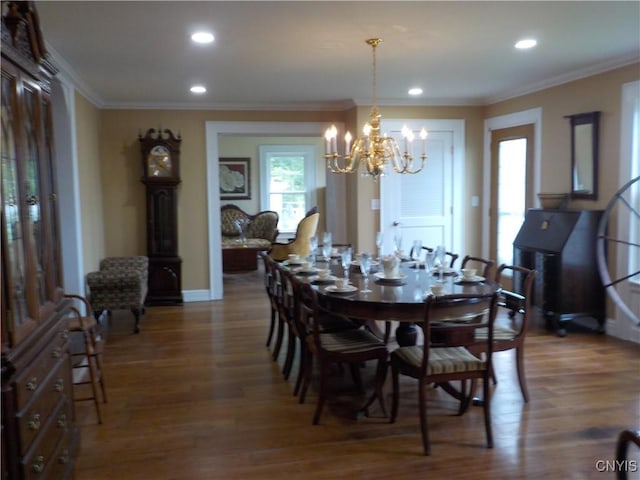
[359,253,372,293]
[435,245,446,280]
[375,231,384,259]
[425,251,436,275]
[411,240,423,264]
[393,232,403,255]
[341,247,352,280]
[322,232,332,262]
[309,235,318,264]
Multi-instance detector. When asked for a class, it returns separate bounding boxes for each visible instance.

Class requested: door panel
[490,124,534,266]
[381,130,453,254]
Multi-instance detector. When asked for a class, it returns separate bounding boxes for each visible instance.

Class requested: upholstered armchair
[268,211,319,261]
[86,256,149,333]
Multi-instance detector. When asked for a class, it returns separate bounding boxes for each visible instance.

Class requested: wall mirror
[566,111,600,200]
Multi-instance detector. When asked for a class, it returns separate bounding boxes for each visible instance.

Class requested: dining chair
[265,255,287,362]
[389,291,499,455]
[470,264,536,402]
[297,281,389,424]
[422,246,459,269]
[65,293,108,424]
[278,266,363,394]
[259,251,279,349]
[460,255,496,279]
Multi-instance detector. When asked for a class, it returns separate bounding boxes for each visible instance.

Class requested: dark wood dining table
[297,257,500,347]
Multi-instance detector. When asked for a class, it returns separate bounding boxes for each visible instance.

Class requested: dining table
[289,255,501,347]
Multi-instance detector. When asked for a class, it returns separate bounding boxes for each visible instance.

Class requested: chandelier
[324,38,427,179]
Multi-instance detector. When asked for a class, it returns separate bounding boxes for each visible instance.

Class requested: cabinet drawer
[20,398,72,480]
[43,422,77,480]
[14,327,69,409]
[17,357,71,453]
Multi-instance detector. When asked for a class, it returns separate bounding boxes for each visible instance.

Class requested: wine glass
[425,251,436,276]
[309,235,318,265]
[341,247,352,280]
[435,245,446,280]
[322,232,332,262]
[375,231,384,259]
[411,240,423,265]
[359,252,372,293]
[393,231,403,256]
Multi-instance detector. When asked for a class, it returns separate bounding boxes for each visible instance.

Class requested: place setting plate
[373,272,408,285]
[324,284,358,294]
[294,268,317,276]
[454,275,486,284]
[310,275,337,284]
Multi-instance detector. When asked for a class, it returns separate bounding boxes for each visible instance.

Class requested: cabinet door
[1,66,37,346]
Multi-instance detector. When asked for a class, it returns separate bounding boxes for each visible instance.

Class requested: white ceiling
[36,1,640,110]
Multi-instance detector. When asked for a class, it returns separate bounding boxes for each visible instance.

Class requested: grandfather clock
[139,128,183,304]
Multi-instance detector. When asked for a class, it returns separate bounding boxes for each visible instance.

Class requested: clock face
[147,145,172,177]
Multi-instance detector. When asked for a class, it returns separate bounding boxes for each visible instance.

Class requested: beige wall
[79,63,638,294]
[74,92,104,273]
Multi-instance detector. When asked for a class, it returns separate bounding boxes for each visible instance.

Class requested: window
[259,145,316,235]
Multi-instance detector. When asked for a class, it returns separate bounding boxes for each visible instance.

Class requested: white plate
[284,260,304,266]
[455,275,485,284]
[325,285,358,293]
[374,272,408,282]
[310,275,337,284]
[295,268,317,275]
[350,260,379,267]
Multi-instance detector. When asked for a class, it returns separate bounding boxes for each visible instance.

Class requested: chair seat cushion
[475,325,518,341]
[392,345,485,375]
[315,329,386,354]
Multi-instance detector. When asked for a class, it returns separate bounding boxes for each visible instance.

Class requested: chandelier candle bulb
[344,131,352,155]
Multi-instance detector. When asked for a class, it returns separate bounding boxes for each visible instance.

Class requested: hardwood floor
[74,268,639,479]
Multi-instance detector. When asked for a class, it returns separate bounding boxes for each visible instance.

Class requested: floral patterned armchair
[221,204,279,249]
[86,256,148,333]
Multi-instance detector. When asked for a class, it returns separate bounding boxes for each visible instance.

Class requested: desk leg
[396,323,419,346]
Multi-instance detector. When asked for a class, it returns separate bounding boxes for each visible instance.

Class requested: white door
[380,128,454,256]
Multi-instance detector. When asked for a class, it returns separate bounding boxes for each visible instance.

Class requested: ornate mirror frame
[566,111,600,200]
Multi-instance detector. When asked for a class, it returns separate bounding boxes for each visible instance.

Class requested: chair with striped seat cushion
[389,292,498,455]
[470,264,536,402]
[297,281,389,425]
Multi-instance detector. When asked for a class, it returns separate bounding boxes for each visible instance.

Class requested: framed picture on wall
[219,158,251,200]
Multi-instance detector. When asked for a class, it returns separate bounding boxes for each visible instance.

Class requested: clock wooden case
[139,128,183,305]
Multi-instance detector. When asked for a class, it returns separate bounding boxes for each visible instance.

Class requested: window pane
[497,138,527,266]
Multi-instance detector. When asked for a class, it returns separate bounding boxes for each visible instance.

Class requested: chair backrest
[495,264,536,337]
[421,292,498,375]
[297,281,323,349]
[422,246,459,268]
[292,212,320,256]
[461,255,496,279]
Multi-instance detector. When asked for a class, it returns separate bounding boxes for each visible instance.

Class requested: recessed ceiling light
[190,85,206,94]
[191,32,214,44]
[408,87,423,96]
[515,38,537,49]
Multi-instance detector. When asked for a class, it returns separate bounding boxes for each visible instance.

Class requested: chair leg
[349,363,364,393]
[282,326,296,380]
[299,351,313,404]
[483,372,494,449]
[390,364,400,423]
[419,378,430,456]
[130,307,141,334]
[88,326,108,404]
[362,357,388,417]
[265,306,276,347]
[313,363,329,425]
[272,313,285,361]
[515,346,529,403]
[293,341,306,397]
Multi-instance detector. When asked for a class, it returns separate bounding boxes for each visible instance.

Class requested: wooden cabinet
[1,2,78,478]
[513,209,605,336]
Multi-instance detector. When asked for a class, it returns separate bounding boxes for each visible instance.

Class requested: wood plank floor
[74,268,640,479]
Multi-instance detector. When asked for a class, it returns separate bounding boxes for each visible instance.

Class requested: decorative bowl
[537,193,569,209]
